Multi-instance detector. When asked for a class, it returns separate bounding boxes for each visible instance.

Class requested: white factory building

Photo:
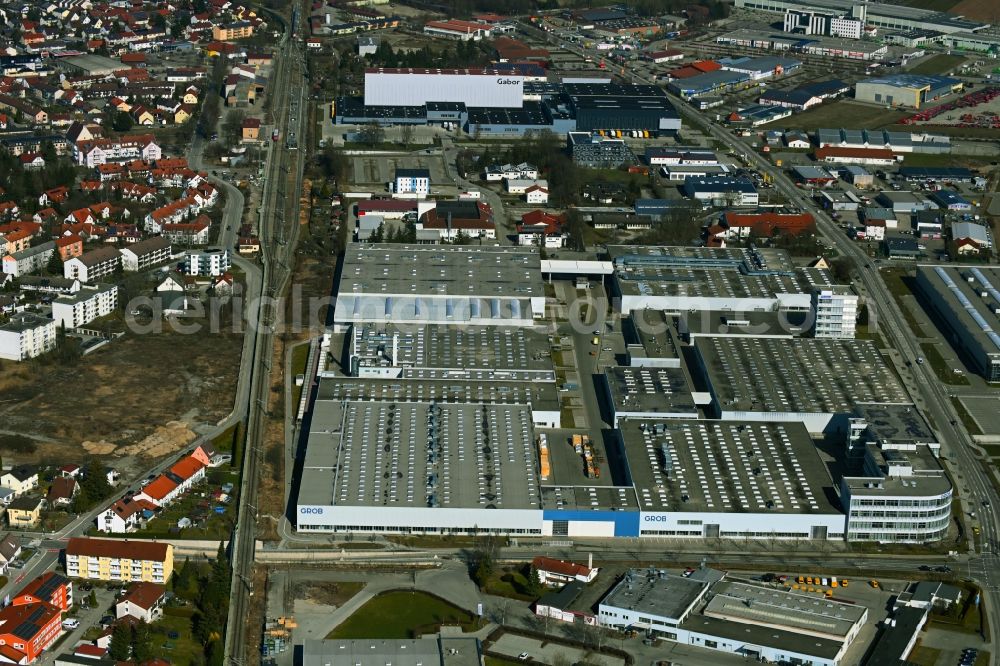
[363,68,524,108]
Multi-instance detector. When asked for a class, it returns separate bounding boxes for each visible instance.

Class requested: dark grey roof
[537,580,585,611]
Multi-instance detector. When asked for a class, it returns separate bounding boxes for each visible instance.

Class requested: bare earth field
[0,327,242,475]
[949,0,999,22]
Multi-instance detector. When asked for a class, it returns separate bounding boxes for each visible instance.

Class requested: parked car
[62,619,80,630]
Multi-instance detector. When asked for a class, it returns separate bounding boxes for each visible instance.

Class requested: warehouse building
[915,265,1000,381]
[364,68,524,108]
[841,403,952,544]
[601,366,699,426]
[683,176,759,206]
[782,6,865,39]
[608,245,833,315]
[733,0,986,34]
[692,336,909,433]
[718,55,801,80]
[854,74,963,109]
[599,570,868,666]
[332,244,545,326]
[668,70,751,98]
[564,83,681,135]
[303,638,482,666]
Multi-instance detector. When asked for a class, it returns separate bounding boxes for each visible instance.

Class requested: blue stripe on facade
[543,510,640,537]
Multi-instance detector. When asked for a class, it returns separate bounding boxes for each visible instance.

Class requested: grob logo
[300,507,324,515]
[644,515,669,522]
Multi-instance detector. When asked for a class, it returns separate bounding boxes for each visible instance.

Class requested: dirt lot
[948,0,998,22]
[0,325,243,477]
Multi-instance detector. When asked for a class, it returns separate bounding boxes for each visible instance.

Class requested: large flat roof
[602,569,708,622]
[696,337,908,414]
[679,614,843,660]
[609,245,833,301]
[300,399,541,510]
[916,265,1000,362]
[619,419,838,514]
[605,366,697,418]
[705,580,866,640]
[314,376,560,412]
[351,323,556,375]
[338,243,543,298]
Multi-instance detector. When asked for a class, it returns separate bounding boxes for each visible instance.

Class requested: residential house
[160,218,210,245]
[19,153,45,170]
[484,162,538,181]
[135,454,206,507]
[7,496,43,528]
[120,237,172,272]
[532,556,599,586]
[517,210,566,248]
[64,537,173,583]
[155,272,185,293]
[0,314,56,362]
[525,185,549,205]
[506,179,548,195]
[115,582,165,623]
[1,466,38,497]
[241,117,261,142]
[64,247,120,283]
[46,477,78,507]
[96,497,157,534]
[0,534,21,575]
[59,465,81,479]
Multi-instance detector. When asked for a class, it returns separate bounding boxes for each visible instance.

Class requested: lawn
[150,612,202,664]
[483,566,539,602]
[880,267,926,335]
[909,54,966,76]
[290,342,311,412]
[908,643,942,666]
[326,591,477,640]
[901,152,994,169]
[485,658,525,666]
[952,397,984,436]
[920,342,971,386]
[771,101,907,130]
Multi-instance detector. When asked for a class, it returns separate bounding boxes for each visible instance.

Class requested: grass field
[981,443,1000,457]
[902,153,995,168]
[771,101,907,130]
[326,591,476,639]
[920,342,971,385]
[951,397,984,436]
[908,54,966,76]
[151,613,202,664]
[908,644,943,666]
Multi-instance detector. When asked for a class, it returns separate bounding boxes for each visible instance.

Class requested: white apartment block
[811,287,858,339]
[184,248,230,276]
[2,241,55,277]
[120,237,172,272]
[0,313,56,361]
[64,247,121,283]
[392,169,431,199]
[74,135,162,168]
[52,284,119,329]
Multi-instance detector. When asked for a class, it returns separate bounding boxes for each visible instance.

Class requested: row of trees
[0,143,77,206]
[171,546,233,665]
[368,41,490,70]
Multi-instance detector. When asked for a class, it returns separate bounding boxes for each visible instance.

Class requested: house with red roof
[97,497,158,533]
[517,210,566,248]
[38,186,69,207]
[532,556,599,586]
[116,582,165,623]
[19,153,45,170]
[135,453,206,507]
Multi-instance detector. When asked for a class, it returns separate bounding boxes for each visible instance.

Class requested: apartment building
[120,237,172,272]
[0,314,56,361]
[2,241,56,277]
[52,284,119,329]
[73,135,162,168]
[65,538,173,584]
[64,247,120,283]
[184,247,230,276]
